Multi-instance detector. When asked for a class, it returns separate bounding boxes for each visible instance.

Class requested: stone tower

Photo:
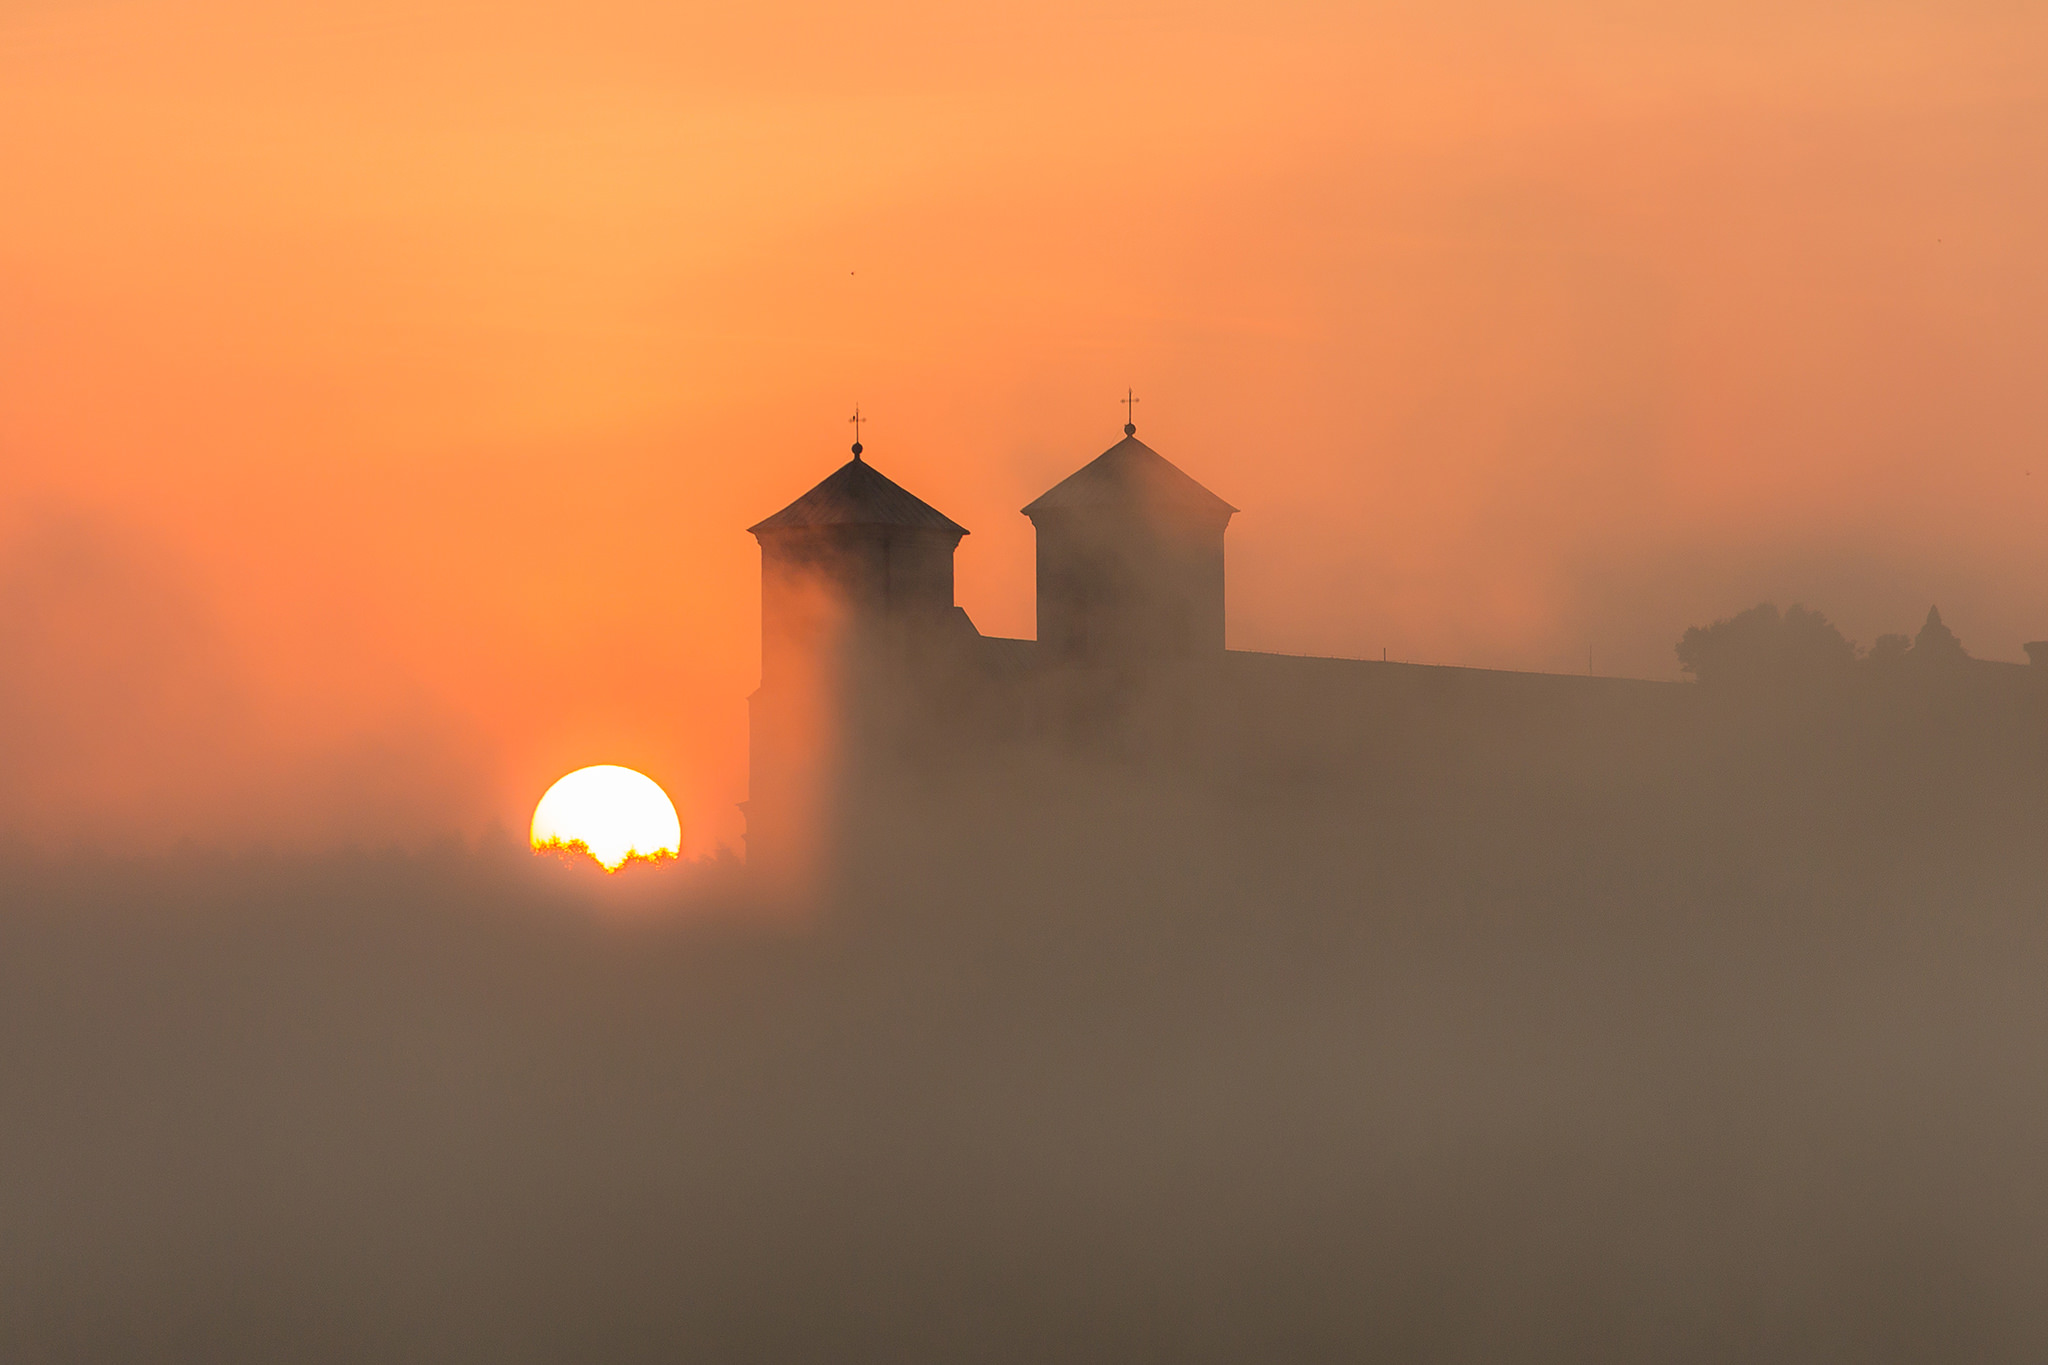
[747,447,970,685]
[1022,427,1236,662]
[744,443,969,868]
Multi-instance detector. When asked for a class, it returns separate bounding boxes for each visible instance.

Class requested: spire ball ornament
[1121,386,1139,437]
[849,405,865,461]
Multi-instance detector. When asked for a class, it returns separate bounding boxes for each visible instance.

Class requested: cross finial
[1121,388,1139,437]
[849,405,864,460]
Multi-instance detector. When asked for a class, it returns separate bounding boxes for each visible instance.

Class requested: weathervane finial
[1121,387,1139,437]
[849,405,864,460]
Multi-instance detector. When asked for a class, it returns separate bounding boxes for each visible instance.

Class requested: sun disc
[531,765,682,870]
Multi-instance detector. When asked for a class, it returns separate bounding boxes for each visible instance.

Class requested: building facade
[743,424,2045,874]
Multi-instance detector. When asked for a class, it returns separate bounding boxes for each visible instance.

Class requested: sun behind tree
[531,765,682,870]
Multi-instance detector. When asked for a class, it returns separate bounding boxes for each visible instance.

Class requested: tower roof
[1021,434,1237,522]
[748,456,968,537]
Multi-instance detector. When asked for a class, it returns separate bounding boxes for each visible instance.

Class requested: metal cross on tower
[1121,388,1139,436]
[849,405,865,458]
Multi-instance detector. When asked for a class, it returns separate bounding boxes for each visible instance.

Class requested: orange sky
[3,0,2045,851]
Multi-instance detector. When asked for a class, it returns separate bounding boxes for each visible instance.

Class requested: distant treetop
[1676,603,1855,687]
[1678,601,1973,686]
[1913,605,1969,664]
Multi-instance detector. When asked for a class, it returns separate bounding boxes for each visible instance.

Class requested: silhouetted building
[744,448,971,871]
[743,423,2045,869]
[1023,431,1236,661]
[746,450,971,689]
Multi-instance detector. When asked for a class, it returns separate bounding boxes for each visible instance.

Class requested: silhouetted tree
[1676,603,1856,687]
[1912,605,1969,665]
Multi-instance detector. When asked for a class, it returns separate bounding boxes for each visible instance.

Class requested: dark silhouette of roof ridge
[1021,434,1237,520]
[749,456,968,536]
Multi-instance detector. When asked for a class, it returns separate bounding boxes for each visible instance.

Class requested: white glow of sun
[530,765,682,870]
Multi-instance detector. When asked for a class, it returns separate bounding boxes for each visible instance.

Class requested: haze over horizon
[5,0,2046,849]
[9,9,2048,1357]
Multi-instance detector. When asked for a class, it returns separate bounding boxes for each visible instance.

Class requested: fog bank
[6,713,2047,1360]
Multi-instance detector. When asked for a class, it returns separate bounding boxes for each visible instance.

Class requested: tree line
[1677,602,1976,687]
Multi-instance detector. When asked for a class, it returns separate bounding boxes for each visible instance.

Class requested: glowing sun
[531,765,682,869]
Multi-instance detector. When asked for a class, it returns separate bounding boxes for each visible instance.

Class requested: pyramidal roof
[1022,433,1237,521]
[748,455,968,537]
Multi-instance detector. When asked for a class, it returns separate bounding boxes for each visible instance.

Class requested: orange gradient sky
[3,0,2045,851]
